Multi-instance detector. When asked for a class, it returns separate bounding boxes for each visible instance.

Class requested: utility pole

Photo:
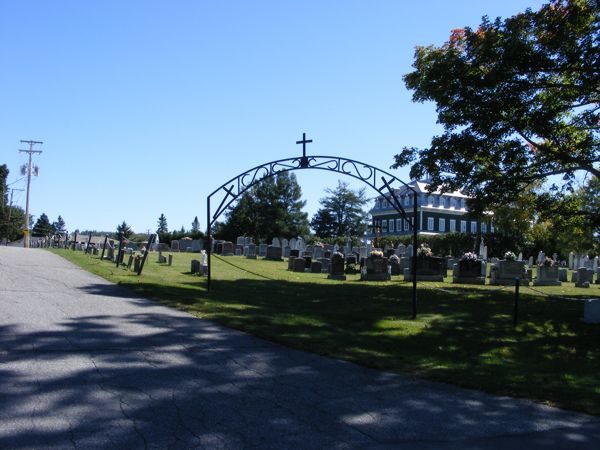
[19,140,43,248]
[5,188,24,245]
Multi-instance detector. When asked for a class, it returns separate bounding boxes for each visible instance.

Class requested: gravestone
[403,256,444,282]
[304,256,312,269]
[106,240,115,261]
[490,257,499,265]
[171,240,180,252]
[246,244,257,259]
[258,244,268,257]
[287,256,296,271]
[534,265,561,286]
[180,239,192,252]
[235,248,242,256]
[290,249,299,258]
[517,252,523,261]
[201,251,208,275]
[265,245,283,261]
[528,256,534,268]
[191,260,200,274]
[537,251,545,264]
[237,236,246,246]
[192,239,203,253]
[594,256,599,272]
[133,256,141,273]
[406,244,413,258]
[272,237,281,248]
[283,246,291,258]
[363,256,390,281]
[289,238,297,250]
[292,257,306,273]
[397,244,406,256]
[558,268,568,282]
[389,257,401,276]
[569,252,574,269]
[222,241,234,256]
[576,267,593,288]
[305,245,314,256]
[583,300,600,323]
[317,257,330,273]
[281,238,289,248]
[328,256,346,280]
[313,246,323,258]
[310,261,322,273]
[490,260,529,286]
[127,254,134,271]
[359,247,368,259]
[168,254,173,266]
[452,260,486,285]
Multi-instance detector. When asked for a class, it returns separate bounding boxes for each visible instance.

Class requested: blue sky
[1,0,546,235]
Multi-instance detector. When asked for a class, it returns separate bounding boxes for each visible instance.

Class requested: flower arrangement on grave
[504,251,517,261]
[539,256,554,267]
[460,252,478,261]
[389,254,400,263]
[369,249,384,259]
[417,243,433,258]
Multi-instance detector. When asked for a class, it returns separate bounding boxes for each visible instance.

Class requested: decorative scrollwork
[208,155,416,227]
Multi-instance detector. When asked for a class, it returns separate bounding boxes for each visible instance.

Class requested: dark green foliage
[191,216,200,232]
[218,172,309,242]
[156,213,168,234]
[52,215,66,234]
[310,181,368,238]
[115,221,133,239]
[395,0,599,224]
[32,213,53,236]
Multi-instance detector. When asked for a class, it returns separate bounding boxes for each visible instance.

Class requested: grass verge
[49,248,600,415]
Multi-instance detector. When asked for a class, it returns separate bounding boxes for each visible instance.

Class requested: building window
[439,218,445,232]
[396,219,402,232]
[471,222,477,233]
[389,219,395,232]
[481,222,487,233]
[461,220,467,232]
[381,219,388,232]
[450,219,456,232]
[427,217,434,231]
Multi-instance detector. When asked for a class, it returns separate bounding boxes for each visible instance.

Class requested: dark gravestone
[317,257,330,273]
[133,256,141,273]
[328,257,347,280]
[126,255,134,271]
[290,249,300,257]
[292,257,306,272]
[287,256,296,271]
[304,256,312,269]
[215,242,224,255]
[265,245,283,261]
[191,260,200,274]
[310,261,322,273]
[346,255,357,265]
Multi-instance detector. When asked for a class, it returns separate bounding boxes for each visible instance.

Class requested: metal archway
[206,136,420,318]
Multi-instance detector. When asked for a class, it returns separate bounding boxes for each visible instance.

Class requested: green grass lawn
[49,248,600,415]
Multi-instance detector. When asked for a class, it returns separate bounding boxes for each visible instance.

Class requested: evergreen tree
[310,181,368,238]
[52,215,66,234]
[218,172,309,242]
[157,213,168,234]
[191,216,200,232]
[32,213,53,236]
[115,221,133,239]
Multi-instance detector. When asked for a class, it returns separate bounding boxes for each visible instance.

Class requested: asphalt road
[1,246,598,449]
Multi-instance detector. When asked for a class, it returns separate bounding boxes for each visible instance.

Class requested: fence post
[513,277,520,327]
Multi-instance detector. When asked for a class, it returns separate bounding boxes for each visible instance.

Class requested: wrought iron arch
[206,146,420,318]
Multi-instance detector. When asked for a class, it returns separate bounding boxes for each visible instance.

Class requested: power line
[18,140,43,248]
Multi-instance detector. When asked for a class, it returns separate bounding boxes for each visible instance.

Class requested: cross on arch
[296,132,312,167]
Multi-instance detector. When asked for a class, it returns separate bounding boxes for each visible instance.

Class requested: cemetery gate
[206,134,420,318]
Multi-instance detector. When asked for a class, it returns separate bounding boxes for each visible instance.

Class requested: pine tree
[191,216,200,232]
[52,215,66,234]
[157,213,168,234]
[116,221,133,239]
[310,181,368,238]
[32,213,53,236]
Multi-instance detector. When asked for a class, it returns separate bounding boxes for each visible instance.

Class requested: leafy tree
[218,172,309,242]
[32,213,53,236]
[157,213,168,234]
[310,181,368,238]
[52,215,66,234]
[394,0,599,221]
[115,221,133,239]
[191,216,200,232]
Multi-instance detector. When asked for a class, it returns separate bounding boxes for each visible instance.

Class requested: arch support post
[412,190,418,319]
[206,197,211,291]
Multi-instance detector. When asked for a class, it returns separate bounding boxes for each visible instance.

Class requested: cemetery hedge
[51,249,600,415]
